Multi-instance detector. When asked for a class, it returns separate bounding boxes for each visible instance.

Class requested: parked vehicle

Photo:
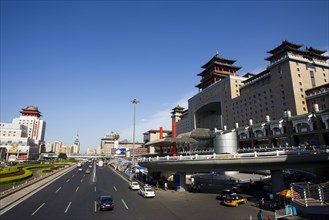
[96,196,114,211]
[223,194,247,207]
[216,189,233,200]
[129,181,140,190]
[138,186,155,198]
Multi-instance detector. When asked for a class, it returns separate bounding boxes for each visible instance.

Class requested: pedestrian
[257,209,263,220]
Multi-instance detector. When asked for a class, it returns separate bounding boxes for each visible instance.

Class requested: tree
[58,153,67,160]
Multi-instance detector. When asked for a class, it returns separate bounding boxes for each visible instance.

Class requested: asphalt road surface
[1,162,274,220]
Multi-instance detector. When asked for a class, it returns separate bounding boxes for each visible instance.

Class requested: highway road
[1,162,274,220]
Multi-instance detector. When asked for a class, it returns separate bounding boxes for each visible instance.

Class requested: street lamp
[131,98,139,167]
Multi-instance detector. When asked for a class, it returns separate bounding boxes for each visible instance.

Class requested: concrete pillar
[271,169,285,194]
[175,171,186,192]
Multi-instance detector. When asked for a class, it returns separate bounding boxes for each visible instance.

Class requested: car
[223,194,247,207]
[216,189,233,200]
[78,168,83,172]
[85,169,91,174]
[232,183,250,193]
[129,181,140,190]
[138,186,155,198]
[96,195,114,211]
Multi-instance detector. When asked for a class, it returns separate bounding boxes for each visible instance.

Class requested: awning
[145,136,198,147]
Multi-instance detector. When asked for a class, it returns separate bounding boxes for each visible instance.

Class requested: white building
[12,106,46,148]
[0,106,46,161]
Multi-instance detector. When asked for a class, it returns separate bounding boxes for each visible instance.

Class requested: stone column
[271,169,285,194]
[175,171,186,192]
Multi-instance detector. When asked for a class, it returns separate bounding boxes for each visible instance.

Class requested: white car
[129,181,140,190]
[138,186,155,198]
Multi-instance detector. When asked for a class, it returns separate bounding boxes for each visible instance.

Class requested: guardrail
[139,149,329,162]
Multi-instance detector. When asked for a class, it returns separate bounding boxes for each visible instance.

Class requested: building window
[310,71,316,87]
[301,94,304,98]
[299,82,302,85]
[296,62,299,66]
[297,68,300,71]
[303,107,306,111]
[300,88,303,92]
[278,65,282,74]
[298,74,301,77]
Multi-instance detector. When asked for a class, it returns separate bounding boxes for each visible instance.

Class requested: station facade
[171,40,329,152]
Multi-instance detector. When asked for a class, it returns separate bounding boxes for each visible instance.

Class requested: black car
[97,196,114,211]
[216,189,233,200]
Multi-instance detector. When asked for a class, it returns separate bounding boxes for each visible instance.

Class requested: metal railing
[139,148,329,162]
[291,181,329,207]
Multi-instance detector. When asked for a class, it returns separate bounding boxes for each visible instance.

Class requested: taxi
[223,194,247,207]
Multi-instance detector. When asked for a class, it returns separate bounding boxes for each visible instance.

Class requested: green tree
[58,153,67,160]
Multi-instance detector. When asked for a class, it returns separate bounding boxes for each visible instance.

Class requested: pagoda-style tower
[196,52,241,91]
[20,106,42,118]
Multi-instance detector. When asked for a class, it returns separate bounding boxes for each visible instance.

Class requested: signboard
[115,148,126,155]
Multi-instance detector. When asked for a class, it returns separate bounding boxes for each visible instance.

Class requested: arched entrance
[194,102,222,129]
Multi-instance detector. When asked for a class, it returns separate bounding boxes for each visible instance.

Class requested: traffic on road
[0,160,277,220]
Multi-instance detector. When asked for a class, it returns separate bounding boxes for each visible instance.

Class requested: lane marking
[122,199,129,210]
[94,201,97,212]
[64,201,71,213]
[72,174,75,177]
[32,202,45,216]
[113,186,117,191]
[66,179,70,183]
[0,165,77,216]
[55,187,62,193]
[94,186,96,192]
[75,186,79,192]
[81,179,83,183]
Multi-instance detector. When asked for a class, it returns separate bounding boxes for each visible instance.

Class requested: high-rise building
[13,106,46,148]
[0,105,46,161]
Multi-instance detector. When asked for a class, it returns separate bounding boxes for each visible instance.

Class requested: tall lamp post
[131,98,139,167]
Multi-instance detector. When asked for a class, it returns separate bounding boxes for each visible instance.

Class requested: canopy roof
[145,136,198,147]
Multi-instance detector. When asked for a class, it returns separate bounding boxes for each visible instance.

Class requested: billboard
[115,148,126,155]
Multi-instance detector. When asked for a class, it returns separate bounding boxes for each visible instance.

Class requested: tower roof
[267,40,303,54]
[201,52,238,69]
[20,105,42,117]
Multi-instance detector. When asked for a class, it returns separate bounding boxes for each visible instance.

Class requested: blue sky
[1,0,328,153]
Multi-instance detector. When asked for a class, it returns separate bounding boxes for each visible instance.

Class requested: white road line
[94,186,96,192]
[55,187,62,193]
[72,174,75,177]
[32,202,45,216]
[81,179,83,183]
[94,201,97,212]
[75,186,79,192]
[66,179,70,183]
[122,199,129,209]
[113,186,117,191]
[64,201,71,213]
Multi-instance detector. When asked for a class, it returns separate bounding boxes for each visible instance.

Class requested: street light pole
[131,98,139,167]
